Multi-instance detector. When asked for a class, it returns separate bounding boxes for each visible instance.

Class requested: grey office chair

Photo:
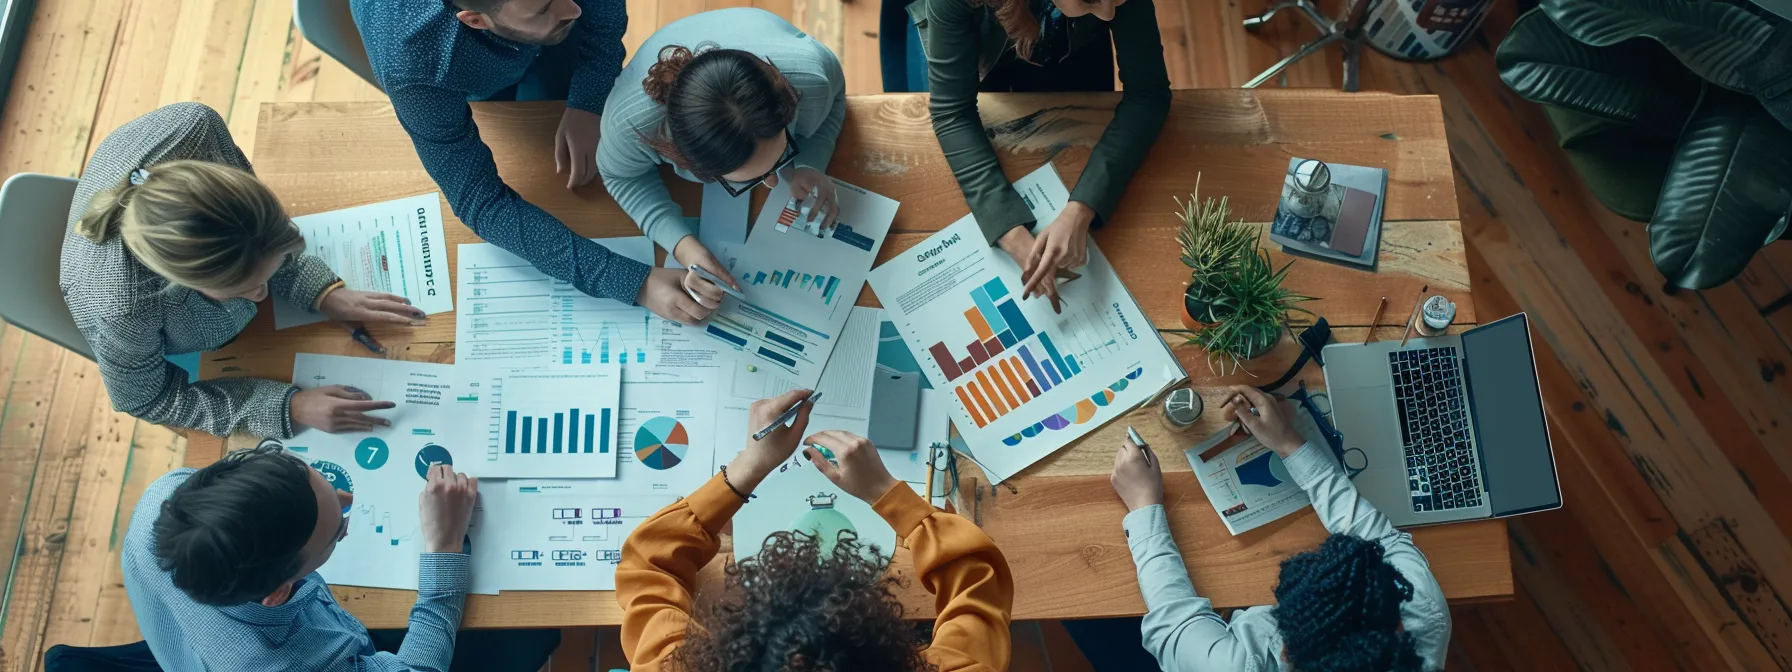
[0,173,93,360]
[293,0,382,92]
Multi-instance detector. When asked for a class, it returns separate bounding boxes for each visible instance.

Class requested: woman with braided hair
[1104,385,1448,671]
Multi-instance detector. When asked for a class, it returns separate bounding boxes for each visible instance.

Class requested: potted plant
[1176,175,1259,327]
[1189,248,1312,375]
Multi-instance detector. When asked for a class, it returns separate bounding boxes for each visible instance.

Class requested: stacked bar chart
[505,407,612,454]
[925,277,1037,382]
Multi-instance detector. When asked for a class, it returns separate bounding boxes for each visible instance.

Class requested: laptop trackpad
[1330,386,1409,506]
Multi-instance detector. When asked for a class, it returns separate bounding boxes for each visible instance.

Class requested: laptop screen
[1461,314,1560,516]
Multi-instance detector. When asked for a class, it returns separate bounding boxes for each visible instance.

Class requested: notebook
[1269,158,1388,268]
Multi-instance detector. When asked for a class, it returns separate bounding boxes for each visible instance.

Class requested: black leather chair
[43,642,162,672]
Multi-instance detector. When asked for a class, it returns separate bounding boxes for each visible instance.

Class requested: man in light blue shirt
[123,441,558,670]
[1099,386,1451,672]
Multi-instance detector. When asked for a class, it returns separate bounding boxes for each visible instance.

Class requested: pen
[1126,425,1151,466]
[350,328,386,355]
[689,264,747,301]
[752,392,822,441]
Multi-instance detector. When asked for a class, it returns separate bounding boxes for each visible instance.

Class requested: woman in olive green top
[914,0,1170,306]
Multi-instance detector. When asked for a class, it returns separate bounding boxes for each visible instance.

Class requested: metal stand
[1241,0,1374,92]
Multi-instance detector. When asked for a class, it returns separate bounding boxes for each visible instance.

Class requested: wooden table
[186,91,1510,629]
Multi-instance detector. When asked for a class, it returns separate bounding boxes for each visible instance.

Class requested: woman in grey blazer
[60,103,426,438]
[598,8,847,314]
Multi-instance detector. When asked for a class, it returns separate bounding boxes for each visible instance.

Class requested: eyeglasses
[716,129,799,198]
[1286,382,1365,480]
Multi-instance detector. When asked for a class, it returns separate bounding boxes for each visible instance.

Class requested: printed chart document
[1183,404,1332,535]
[457,237,693,378]
[867,165,1184,482]
[456,363,623,478]
[285,354,498,593]
[471,481,676,591]
[275,193,453,329]
[701,179,898,389]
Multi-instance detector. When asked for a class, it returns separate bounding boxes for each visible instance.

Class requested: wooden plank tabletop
[186,91,1507,628]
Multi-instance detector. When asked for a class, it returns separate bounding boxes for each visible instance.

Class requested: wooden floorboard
[3,0,1791,670]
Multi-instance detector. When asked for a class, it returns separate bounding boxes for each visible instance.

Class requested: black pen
[350,327,386,355]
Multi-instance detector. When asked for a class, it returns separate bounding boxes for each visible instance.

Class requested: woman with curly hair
[912,0,1170,310]
[598,8,848,322]
[618,389,1014,671]
[1104,386,1448,671]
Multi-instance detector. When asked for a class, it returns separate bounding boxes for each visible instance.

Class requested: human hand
[319,290,427,327]
[291,385,395,433]
[1110,433,1163,512]
[768,166,839,232]
[1020,202,1093,301]
[417,463,478,554]
[726,388,817,493]
[1221,386,1306,457]
[636,267,714,326]
[996,226,1062,313]
[804,430,900,504]
[555,107,601,189]
[671,236,741,311]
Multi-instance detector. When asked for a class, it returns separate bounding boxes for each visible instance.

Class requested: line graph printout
[274,193,453,329]
[867,165,1184,482]
[699,179,898,388]
[286,354,497,593]
[456,363,623,478]
[471,481,676,590]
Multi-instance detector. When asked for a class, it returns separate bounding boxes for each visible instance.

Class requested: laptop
[1320,313,1561,527]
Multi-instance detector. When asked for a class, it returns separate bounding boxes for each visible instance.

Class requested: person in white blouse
[1106,385,1451,672]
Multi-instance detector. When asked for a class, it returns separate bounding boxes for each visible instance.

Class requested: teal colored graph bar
[1039,332,1075,382]
[971,286,1009,335]
[983,277,1009,301]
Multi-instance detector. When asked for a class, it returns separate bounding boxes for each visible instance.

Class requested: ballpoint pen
[1125,425,1152,466]
[350,327,386,355]
[752,392,823,441]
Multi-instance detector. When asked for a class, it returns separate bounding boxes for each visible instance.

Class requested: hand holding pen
[1111,425,1163,512]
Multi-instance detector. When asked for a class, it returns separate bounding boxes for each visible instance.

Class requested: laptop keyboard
[1390,347,1485,513]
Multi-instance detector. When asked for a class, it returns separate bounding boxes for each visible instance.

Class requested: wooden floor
[1,0,1789,670]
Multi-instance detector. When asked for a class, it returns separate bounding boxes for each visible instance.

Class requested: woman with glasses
[598,8,846,319]
[916,0,1170,310]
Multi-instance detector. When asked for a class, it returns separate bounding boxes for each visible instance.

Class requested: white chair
[0,173,93,361]
[293,0,382,92]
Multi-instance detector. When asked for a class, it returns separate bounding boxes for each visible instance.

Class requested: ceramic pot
[1238,322,1280,360]
[1181,284,1227,329]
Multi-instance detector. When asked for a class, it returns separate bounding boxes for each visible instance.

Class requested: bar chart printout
[866,164,1184,482]
[468,363,623,478]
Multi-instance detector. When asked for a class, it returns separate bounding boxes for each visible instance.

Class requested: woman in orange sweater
[618,389,1014,671]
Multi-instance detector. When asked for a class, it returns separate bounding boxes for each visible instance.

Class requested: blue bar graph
[569,408,579,455]
[553,414,564,453]
[1019,346,1052,392]
[537,418,548,454]
[506,411,518,453]
[1039,332,1076,383]
[521,416,533,454]
[996,299,1033,341]
[598,408,611,453]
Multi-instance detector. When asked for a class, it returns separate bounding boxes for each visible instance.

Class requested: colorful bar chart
[506,407,611,454]
[951,348,1053,428]
[926,277,1036,382]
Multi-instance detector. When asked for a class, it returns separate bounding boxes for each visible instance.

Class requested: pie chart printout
[634,417,689,471]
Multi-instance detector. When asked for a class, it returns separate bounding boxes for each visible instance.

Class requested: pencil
[1363,296,1387,344]
[925,446,937,505]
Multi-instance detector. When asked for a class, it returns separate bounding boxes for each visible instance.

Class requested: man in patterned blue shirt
[123,442,560,670]
[352,0,717,325]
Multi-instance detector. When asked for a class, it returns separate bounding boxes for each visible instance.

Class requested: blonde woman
[60,103,425,438]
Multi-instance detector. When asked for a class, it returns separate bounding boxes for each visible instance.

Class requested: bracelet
[719,465,755,502]
[312,280,347,312]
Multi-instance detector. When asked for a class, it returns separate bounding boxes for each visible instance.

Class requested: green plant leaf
[1497,9,1701,137]
[1651,87,1792,289]
[1538,0,1772,92]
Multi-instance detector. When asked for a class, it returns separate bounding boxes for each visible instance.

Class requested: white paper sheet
[698,179,898,389]
[285,354,497,593]
[471,480,677,591]
[454,363,623,478]
[866,165,1185,482]
[275,194,453,329]
[733,450,898,563]
[1184,402,1331,535]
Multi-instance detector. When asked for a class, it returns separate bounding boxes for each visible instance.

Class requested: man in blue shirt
[123,441,560,670]
[353,0,716,324]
